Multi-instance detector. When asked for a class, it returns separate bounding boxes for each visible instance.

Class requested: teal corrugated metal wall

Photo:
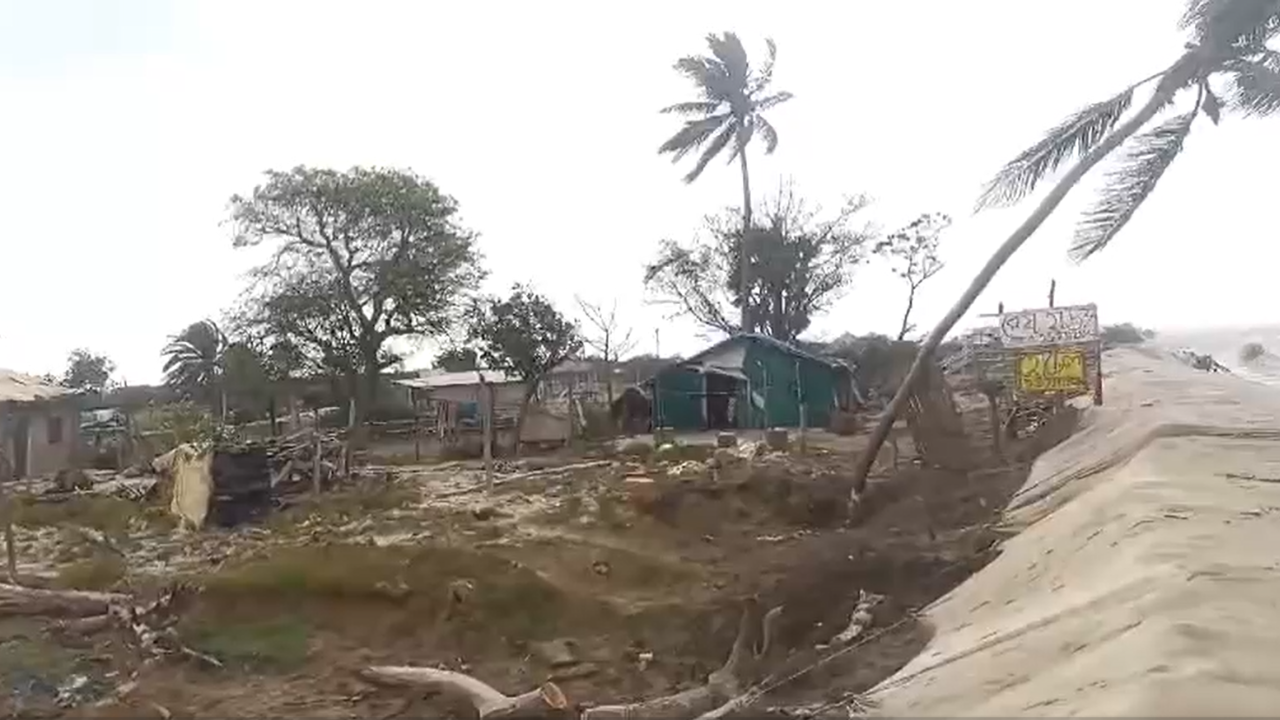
[652,337,840,431]
[741,342,837,429]
[652,366,704,430]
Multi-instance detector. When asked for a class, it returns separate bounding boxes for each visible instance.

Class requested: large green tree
[229,166,484,424]
[852,0,1280,493]
[645,185,873,343]
[60,348,116,394]
[469,285,581,452]
[161,319,228,420]
[659,32,793,333]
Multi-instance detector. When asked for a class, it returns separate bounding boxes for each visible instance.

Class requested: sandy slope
[867,346,1280,716]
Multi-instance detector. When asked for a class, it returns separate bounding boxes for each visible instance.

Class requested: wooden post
[794,359,807,454]
[1094,341,1104,406]
[411,388,421,463]
[312,431,323,495]
[0,480,15,583]
[983,385,1004,462]
[481,376,495,492]
[345,396,356,476]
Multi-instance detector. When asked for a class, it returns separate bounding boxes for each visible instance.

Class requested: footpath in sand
[868,345,1280,716]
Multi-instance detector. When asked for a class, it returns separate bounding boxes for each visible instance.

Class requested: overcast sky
[2,0,1276,385]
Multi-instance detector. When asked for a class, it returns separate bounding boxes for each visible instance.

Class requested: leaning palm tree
[659,32,793,333]
[852,0,1280,494]
[161,319,229,421]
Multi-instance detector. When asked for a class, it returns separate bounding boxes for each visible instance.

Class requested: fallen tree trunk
[0,583,128,617]
[356,667,569,718]
[359,599,783,720]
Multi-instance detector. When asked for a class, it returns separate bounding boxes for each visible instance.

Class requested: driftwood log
[3,582,220,668]
[0,583,128,617]
[358,599,783,720]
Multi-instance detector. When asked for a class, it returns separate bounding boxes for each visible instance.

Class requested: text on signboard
[1016,349,1088,394]
[999,304,1099,348]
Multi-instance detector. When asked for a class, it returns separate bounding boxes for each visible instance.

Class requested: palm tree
[851,0,1280,494]
[161,319,229,421]
[659,32,793,333]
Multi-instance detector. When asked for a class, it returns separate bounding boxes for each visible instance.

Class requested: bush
[1241,342,1267,363]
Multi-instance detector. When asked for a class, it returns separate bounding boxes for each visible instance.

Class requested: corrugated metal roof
[684,333,846,370]
[0,369,77,403]
[394,369,518,389]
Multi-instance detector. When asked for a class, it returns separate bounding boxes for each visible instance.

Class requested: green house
[646,334,857,431]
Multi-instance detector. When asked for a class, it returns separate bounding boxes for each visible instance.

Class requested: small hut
[645,334,857,432]
[0,370,80,480]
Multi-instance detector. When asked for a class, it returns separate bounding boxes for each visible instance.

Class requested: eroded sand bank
[868,346,1280,716]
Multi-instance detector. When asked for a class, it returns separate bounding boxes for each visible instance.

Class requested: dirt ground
[1,400,1078,719]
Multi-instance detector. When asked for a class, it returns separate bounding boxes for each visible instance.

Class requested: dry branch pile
[3,581,219,668]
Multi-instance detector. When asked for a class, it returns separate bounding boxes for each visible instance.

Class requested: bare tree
[574,297,637,405]
[873,212,951,341]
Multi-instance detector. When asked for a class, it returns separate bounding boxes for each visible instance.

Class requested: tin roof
[394,369,518,390]
[0,369,77,403]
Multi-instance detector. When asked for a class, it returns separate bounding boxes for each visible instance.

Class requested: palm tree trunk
[738,152,753,334]
[849,79,1182,497]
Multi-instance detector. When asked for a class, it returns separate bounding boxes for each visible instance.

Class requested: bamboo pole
[480,375,494,492]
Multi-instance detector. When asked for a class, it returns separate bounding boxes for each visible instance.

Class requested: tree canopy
[228,166,484,416]
[874,212,951,340]
[469,286,581,391]
[434,347,479,372]
[60,349,115,394]
[644,185,874,343]
[658,32,793,184]
[161,320,226,408]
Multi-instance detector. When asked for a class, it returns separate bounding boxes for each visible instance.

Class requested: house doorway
[11,414,30,479]
[704,373,740,430]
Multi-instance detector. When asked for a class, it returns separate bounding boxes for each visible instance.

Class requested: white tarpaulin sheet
[868,346,1280,716]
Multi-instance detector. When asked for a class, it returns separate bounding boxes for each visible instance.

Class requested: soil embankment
[868,346,1280,716]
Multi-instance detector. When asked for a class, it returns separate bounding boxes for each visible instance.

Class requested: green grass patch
[197,543,607,641]
[183,616,312,673]
[53,553,127,591]
[268,484,419,530]
[12,496,142,538]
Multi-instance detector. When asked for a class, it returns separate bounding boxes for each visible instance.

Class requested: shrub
[1240,342,1267,363]
[1101,323,1153,346]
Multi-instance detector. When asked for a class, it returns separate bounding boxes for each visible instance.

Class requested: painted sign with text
[1015,348,1088,394]
[998,304,1099,349]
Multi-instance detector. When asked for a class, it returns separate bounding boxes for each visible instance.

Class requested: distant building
[0,370,80,479]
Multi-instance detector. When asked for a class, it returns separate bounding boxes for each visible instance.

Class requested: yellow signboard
[1016,348,1088,394]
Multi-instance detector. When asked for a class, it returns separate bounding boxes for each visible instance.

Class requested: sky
[1,0,1277,385]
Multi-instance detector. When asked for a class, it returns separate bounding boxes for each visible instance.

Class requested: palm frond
[757,115,780,153]
[658,113,732,161]
[1179,0,1213,29]
[707,32,750,85]
[660,100,722,116]
[673,56,736,102]
[751,38,779,95]
[1230,56,1280,115]
[754,91,794,113]
[976,87,1136,210]
[1182,0,1280,48]
[684,122,737,183]
[1070,111,1195,262]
